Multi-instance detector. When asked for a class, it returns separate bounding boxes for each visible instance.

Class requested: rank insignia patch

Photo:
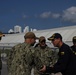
[61,52,64,55]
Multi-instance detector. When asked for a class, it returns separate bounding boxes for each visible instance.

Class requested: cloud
[40,11,51,18]
[62,6,76,23]
[38,6,76,23]
[39,11,60,19]
[39,6,76,23]
[52,13,61,19]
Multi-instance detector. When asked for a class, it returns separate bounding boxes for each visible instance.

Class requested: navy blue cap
[48,33,62,41]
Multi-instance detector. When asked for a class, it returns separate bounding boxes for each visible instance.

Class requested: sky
[0,0,76,33]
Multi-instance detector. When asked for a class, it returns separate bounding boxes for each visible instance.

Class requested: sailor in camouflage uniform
[7,32,43,75]
[34,36,57,75]
[0,31,5,75]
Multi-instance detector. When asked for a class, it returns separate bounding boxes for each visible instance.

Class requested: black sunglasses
[40,40,46,43]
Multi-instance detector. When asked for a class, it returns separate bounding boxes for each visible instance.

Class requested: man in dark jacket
[40,33,76,75]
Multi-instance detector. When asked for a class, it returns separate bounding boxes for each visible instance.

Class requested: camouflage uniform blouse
[8,42,36,75]
[34,45,54,75]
